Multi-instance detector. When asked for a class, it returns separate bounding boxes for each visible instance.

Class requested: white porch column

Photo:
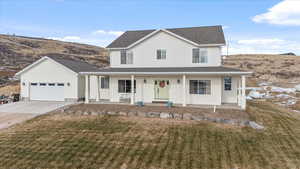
[96,76,100,102]
[182,74,186,107]
[131,75,135,105]
[241,75,246,110]
[237,79,241,106]
[85,75,90,104]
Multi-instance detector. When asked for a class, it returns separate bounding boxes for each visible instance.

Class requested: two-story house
[16,25,251,109]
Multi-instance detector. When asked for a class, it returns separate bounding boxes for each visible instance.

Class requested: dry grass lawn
[0,101,299,169]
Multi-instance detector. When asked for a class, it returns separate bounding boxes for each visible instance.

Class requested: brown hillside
[224,54,300,87]
[0,34,109,86]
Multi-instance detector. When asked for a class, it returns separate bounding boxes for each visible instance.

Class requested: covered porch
[80,67,251,110]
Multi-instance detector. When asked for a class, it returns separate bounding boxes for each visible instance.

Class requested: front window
[192,48,208,63]
[157,49,166,60]
[224,77,232,91]
[118,80,136,93]
[189,80,211,95]
[101,76,110,89]
[120,50,133,64]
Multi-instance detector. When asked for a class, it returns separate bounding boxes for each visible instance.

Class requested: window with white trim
[120,50,133,64]
[192,48,208,63]
[118,80,136,93]
[189,80,211,95]
[224,77,232,91]
[156,49,166,60]
[101,76,110,89]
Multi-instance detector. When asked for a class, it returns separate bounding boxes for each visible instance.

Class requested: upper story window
[224,77,232,91]
[120,50,133,64]
[192,48,208,63]
[156,49,166,60]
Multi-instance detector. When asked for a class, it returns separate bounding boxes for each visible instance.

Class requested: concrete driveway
[0,101,75,130]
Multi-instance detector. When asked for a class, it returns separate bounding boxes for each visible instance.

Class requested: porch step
[152,101,168,104]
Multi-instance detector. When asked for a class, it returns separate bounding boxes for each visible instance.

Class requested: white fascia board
[80,71,252,75]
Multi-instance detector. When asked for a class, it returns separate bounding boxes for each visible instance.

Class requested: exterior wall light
[67,83,70,86]
[177,79,180,84]
[144,79,147,83]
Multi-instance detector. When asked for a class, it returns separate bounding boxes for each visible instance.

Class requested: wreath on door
[159,81,165,88]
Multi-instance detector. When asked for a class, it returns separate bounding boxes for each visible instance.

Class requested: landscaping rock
[91,112,98,116]
[83,112,89,115]
[147,112,160,118]
[107,111,117,115]
[248,121,264,130]
[191,114,203,121]
[119,112,128,116]
[160,112,171,119]
[222,119,236,125]
[183,113,192,120]
[172,113,183,119]
[137,111,147,117]
[128,111,137,117]
[295,84,300,92]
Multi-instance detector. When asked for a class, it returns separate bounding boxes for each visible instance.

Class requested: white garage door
[30,83,65,101]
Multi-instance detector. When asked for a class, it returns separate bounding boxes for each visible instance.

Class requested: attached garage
[30,82,65,101]
[16,56,100,102]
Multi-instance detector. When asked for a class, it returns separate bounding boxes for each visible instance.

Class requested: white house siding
[88,75,110,100]
[20,59,79,101]
[221,76,239,104]
[186,75,222,105]
[110,31,222,68]
[78,75,85,100]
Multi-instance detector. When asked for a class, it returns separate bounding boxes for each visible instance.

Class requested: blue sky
[0,0,300,54]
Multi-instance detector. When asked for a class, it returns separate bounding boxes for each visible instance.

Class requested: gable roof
[106,25,225,49]
[15,56,100,76]
[47,56,100,73]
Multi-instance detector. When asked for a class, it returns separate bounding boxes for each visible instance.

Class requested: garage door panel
[30,83,64,101]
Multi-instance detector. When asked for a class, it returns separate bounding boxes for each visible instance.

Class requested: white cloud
[225,38,300,55]
[222,25,230,29]
[237,38,285,45]
[47,36,111,47]
[252,0,300,26]
[93,30,124,36]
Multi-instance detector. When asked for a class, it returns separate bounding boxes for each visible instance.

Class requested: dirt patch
[0,83,20,96]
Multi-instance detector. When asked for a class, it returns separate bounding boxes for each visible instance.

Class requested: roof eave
[107,43,226,50]
[79,71,252,75]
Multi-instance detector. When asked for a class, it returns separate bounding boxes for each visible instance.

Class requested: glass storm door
[154,80,170,100]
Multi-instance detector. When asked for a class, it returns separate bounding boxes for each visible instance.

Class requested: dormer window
[192,48,208,63]
[156,49,166,60]
[121,50,133,64]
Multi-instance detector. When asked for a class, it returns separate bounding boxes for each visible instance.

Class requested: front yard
[0,101,299,169]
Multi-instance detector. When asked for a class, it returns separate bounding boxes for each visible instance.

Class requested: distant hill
[0,34,109,71]
[224,54,300,87]
[0,34,109,86]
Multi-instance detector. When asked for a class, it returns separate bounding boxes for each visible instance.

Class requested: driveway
[0,101,75,130]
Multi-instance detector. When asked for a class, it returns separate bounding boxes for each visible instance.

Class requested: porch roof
[80,66,252,75]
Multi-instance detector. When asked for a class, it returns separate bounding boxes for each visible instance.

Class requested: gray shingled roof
[48,56,100,73]
[106,25,225,48]
[80,67,249,75]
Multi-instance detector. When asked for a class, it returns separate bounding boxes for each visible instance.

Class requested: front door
[154,80,170,100]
